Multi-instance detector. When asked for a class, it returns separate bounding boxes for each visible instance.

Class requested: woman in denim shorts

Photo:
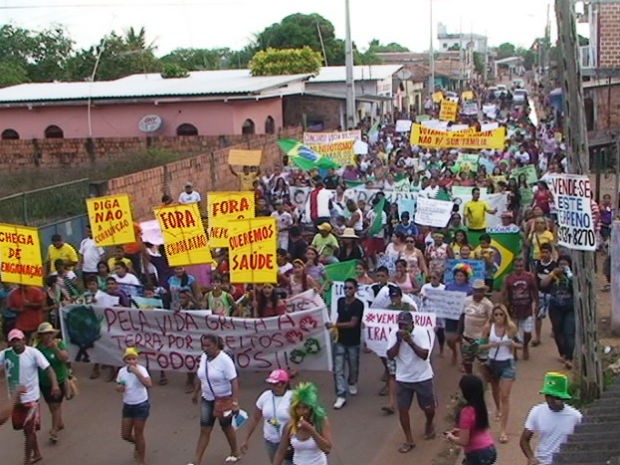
[116,347,152,465]
[479,304,521,445]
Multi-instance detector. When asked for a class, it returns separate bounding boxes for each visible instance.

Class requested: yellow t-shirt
[240,173,257,191]
[464,200,492,230]
[47,243,78,272]
[530,231,555,259]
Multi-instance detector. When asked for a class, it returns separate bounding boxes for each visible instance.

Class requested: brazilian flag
[467,232,521,291]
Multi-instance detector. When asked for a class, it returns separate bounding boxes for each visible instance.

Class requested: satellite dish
[138,114,163,133]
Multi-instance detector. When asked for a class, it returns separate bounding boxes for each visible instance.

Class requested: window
[1,129,19,140]
[176,123,198,136]
[44,125,64,138]
[264,116,275,134]
[242,118,255,135]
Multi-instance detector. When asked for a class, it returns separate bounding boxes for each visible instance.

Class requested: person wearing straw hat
[519,372,582,465]
[116,347,152,465]
[35,322,69,444]
[338,228,364,262]
[0,328,60,465]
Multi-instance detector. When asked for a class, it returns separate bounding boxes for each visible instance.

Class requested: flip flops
[225,456,241,463]
[398,443,415,453]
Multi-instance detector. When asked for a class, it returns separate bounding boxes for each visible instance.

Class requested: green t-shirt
[312,233,339,258]
[37,339,68,386]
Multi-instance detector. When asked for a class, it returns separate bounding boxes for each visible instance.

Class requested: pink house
[0,70,311,140]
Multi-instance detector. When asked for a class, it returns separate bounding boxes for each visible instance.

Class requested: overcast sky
[1,0,581,55]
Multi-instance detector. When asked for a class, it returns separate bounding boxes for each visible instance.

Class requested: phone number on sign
[557,226,596,248]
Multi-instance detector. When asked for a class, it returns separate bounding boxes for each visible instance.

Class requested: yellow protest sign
[439,100,458,122]
[86,194,136,246]
[307,139,356,167]
[207,192,256,248]
[154,203,213,266]
[461,90,474,100]
[228,217,277,283]
[410,124,506,150]
[228,149,263,166]
[432,91,444,103]
[0,223,44,286]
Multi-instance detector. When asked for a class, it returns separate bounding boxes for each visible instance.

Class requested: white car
[494,85,508,98]
[513,89,528,103]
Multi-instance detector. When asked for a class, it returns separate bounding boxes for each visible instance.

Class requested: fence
[0,178,91,227]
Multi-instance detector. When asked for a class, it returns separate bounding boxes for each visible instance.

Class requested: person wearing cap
[116,347,152,465]
[326,278,364,410]
[461,280,493,375]
[240,370,293,465]
[519,372,582,465]
[311,223,339,264]
[0,328,60,465]
[35,322,69,444]
[488,211,520,233]
[387,310,436,453]
[179,181,202,207]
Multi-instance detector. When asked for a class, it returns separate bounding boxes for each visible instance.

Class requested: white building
[437,23,488,53]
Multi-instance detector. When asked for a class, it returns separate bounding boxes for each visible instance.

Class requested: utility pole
[429,0,435,95]
[555,0,603,401]
[344,0,357,129]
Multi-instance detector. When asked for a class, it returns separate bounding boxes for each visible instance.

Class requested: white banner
[548,174,596,251]
[422,288,467,320]
[303,130,362,144]
[60,304,332,372]
[395,119,413,133]
[414,197,454,227]
[362,308,436,357]
[286,289,328,314]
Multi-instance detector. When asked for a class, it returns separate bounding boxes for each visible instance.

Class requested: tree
[249,47,322,76]
[161,63,189,78]
[366,39,409,53]
[255,13,345,65]
[161,48,226,70]
[496,42,516,59]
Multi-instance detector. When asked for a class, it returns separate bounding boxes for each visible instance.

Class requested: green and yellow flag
[467,232,521,291]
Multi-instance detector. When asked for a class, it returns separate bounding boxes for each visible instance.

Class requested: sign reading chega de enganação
[0,223,44,286]
[86,194,136,246]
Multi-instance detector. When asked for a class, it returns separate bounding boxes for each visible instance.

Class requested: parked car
[513,88,528,104]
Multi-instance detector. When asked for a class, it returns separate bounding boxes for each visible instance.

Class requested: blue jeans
[265,439,293,465]
[332,343,360,397]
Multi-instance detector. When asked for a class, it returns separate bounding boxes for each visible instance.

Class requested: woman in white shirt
[273,382,332,465]
[116,347,152,465]
[190,334,240,465]
[240,369,293,465]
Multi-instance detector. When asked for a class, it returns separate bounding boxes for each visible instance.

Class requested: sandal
[225,456,241,463]
[159,375,168,386]
[49,432,58,444]
[499,433,509,444]
[30,456,43,464]
[398,443,415,453]
[424,427,436,440]
[531,340,541,347]
[381,406,395,415]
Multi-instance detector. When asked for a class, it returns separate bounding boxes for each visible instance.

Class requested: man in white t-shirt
[0,329,60,465]
[78,225,105,286]
[178,182,202,207]
[520,372,582,465]
[387,311,436,453]
[271,201,293,250]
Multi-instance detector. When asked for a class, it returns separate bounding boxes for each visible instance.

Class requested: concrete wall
[283,96,344,130]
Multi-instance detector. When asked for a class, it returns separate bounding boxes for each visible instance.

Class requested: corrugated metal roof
[309,65,403,83]
[0,69,312,104]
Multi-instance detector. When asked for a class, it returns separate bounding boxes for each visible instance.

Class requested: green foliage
[161,48,226,70]
[255,13,344,65]
[473,52,485,75]
[250,47,322,76]
[161,62,189,79]
[367,39,409,53]
[496,42,517,59]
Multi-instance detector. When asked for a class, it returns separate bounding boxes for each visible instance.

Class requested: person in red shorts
[0,329,60,464]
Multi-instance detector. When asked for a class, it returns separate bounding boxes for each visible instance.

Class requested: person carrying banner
[387,311,436,453]
[0,328,61,465]
[519,372,582,465]
[326,278,364,410]
[116,347,152,465]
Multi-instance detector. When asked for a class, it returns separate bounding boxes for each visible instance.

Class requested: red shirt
[504,272,538,320]
[8,286,46,332]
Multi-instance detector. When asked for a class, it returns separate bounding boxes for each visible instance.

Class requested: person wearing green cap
[519,372,582,465]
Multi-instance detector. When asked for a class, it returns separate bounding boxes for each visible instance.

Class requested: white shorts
[517,316,534,335]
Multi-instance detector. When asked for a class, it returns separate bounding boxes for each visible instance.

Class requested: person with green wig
[273,382,332,465]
